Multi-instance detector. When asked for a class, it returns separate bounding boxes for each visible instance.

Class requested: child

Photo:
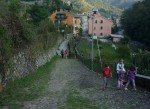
[117,69,125,89]
[101,64,112,90]
[124,65,137,90]
[116,59,126,79]
[64,49,68,59]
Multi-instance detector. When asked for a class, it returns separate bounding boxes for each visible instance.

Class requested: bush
[117,45,130,59]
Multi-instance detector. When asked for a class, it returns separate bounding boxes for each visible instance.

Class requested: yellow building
[72,14,81,35]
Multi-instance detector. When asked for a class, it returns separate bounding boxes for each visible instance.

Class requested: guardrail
[136,74,150,90]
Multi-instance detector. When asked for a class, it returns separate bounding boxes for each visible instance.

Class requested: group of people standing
[61,49,69,59]
[101,59,137,90]
[56,48,69,59]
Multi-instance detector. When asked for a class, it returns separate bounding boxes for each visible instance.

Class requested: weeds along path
[24,59,150,109]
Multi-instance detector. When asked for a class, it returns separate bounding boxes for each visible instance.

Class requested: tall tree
[121,0,150,46]
[28,3,49,24]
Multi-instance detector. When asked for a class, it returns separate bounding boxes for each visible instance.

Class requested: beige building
[72,14,81,36]
[110,34,124,42]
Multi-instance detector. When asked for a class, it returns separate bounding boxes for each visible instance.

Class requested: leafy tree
[121,0,150,46]
[112,24,119,34]
[120,36,130,44]
[49,0,72,12]
[64,25,72,34]
[0,0,34,83]
[28,3,49,24]
[78,28,83,37]
[117,45,130,59]
[63,2,71,11]
[9,0,21,15]
[37,20,58,49]
[0,0,61,84]
[7,0,33,48]
[0,25,12,83]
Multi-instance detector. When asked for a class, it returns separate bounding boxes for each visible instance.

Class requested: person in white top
[116,59,126,79]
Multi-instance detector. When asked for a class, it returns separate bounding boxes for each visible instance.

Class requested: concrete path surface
[56,39,69,56]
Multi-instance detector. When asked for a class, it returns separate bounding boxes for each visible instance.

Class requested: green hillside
[63,0,122,17]
[86,0,122,17]
[104,0,142,9]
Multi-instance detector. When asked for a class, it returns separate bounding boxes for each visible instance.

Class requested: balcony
[55,14,67,20]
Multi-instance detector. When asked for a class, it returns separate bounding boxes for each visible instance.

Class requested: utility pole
[97,38,102,69]
[92,14,94,71]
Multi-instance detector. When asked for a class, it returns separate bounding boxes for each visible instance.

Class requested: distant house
[88,9,113,38]
[49,9,73,26]
[110,34,124,42]
[72,14,81,35]
[49,10,82,36]
[112,16,121,27]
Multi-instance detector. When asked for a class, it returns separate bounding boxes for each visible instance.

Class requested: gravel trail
[23,59,150,109]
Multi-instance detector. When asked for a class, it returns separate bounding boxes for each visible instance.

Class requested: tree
[0,24,12,84]
[37,20,58,49]
[112,24,119,34]
[0,0,35,83]
[78,28,83,37]
[120,36,130,44]
[28,3,49,24]
[121,0,150,46]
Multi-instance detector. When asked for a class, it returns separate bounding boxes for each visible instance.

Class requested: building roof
[56,12,66,14]
[110,34,124,38]
[72,13,80,18]
[88,12,112,23]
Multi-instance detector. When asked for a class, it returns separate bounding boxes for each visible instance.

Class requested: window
[94,33,96,36]
[95,20,97,23]
[61,15,64,18]
[93,11,96,14]
[94,27,96,30]
[57,15,60,18]
[100,26,103,30]
[58,20,61,23]
[100,20,103,23]
[75,20,77,24]
[100,33,103,36]
[75,27,78,30]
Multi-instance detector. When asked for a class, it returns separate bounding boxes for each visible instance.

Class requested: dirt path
[23,59,150,109]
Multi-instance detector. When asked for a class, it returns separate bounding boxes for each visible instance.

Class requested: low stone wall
[2,37,63,82]
[135,74,150,90]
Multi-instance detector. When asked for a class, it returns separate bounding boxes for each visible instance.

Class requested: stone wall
[2,37,63,82]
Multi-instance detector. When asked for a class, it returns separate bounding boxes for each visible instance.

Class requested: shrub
[117,45,130,59]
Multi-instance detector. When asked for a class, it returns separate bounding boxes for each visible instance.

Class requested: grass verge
[66,90,99,109]
[0,56,58,109]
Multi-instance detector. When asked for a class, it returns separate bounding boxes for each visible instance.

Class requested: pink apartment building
[88,9,113,38]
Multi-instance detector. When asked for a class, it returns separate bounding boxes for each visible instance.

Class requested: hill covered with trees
[104,0,142,9]
[121,0,150,46]
[0,0,70,84]
[62,0,142,17]
[62,0,122,17]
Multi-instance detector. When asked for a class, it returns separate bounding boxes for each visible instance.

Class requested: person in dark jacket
[61,49,64,58]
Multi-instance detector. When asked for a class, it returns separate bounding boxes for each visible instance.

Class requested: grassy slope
[0,56,58,109]
[77,39,131,74]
